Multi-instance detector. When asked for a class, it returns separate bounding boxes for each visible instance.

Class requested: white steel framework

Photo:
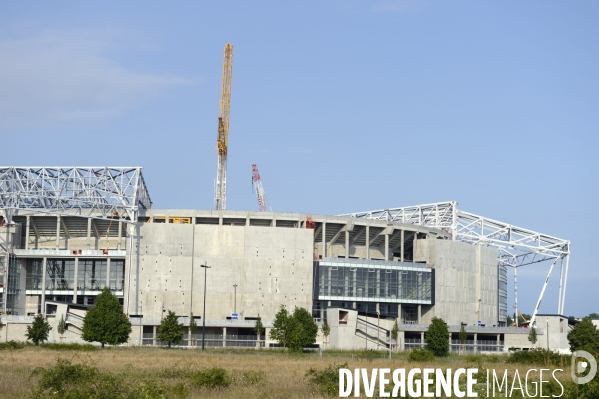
[341,201,571,326]
[0,167,152,223]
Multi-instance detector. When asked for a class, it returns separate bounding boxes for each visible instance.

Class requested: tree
[459,322,468,354]
[321,316,331,349]
[189,313,197,347]
[82,287,132,348]
[26,314,52,345]
[568,317,599,353]
[57,315,66,342]
[518,313,532,324]
[157,310,184,348]
[391,319,399,352]
[506,315,513,326]
[269,305,291,348]
[528,327,538,346]
[287,307,318,353]
[588,313,599,320]
[255,314,264,348]
[425,317,449,357]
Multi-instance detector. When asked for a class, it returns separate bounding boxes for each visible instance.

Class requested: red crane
[251,164,269,212]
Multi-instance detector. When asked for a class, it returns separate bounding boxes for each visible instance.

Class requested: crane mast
[215,43,233,210]
[252,164,268,212]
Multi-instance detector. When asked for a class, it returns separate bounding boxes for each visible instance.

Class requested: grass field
[0,346,582,398]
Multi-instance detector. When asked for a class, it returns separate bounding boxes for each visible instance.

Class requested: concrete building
[0,167,571,352]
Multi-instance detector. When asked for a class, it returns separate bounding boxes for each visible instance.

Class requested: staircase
[65,312,84,334]
[355,317,390,349]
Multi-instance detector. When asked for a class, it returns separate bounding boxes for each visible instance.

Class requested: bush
[191,367,231,389]
[568,318,599,352]
[507,348,570,366]
[408,348,435,362]
[305,362,348,396]
[0,340,26,350]
[425,317,450,357]
[40,343,97,351]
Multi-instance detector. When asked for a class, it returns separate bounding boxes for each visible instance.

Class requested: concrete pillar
[73,257,78,304]
[86,218,91,249]
[420,332,425,348]
[417,305,422,324]
[321,223,326,258]
[223,327,227,348]
[345,230,349,258]
[55,216,61,250]
[400,230,404,262]
[366,225,370,260]
[117,221,122,250]
[474,333,478,354]
[25,216,30,250]
[397,304,402,322]
[384,232,389,260]
[106,258,111,289]
[41,257,47,315]
[497,334,501,352]
[153,326,157,346]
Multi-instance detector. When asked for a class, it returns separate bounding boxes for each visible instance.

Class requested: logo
[571,350,597,385]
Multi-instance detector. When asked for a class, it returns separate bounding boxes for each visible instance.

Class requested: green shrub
[507,348,569,366]
[40,343,98,351]
[0,340,26,350]
[408,348,435,362]
[305,362,349,396]
[238,370,266,385]
[191,367,231,389]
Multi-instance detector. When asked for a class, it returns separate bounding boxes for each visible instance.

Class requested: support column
[55,216,61,250]
[73,257,78,304]
[223,327,227,348]
[397,304,402,322]
[25,216,30,250]
[86,218,92,250]
[41,257,47,316]
[400,230,404,262]
[384,232,389,260]
[474,333,478,354]
[117,222,122,250]
[153,326,157,346]
[417,305,422,324]
[321,223,326,258]
[420,332,425,348]
[106,258,111,289]
[497,334,501,352]
[365,225,370,260]
[345,230,349,258]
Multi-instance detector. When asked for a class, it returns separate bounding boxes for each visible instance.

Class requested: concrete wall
[125,223,314,321]
[414,239,499,327]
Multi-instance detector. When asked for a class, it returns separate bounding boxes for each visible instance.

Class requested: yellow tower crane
[215,43,233,210]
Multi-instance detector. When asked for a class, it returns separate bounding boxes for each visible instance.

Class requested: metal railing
[403,338,505,352]
[141,333,265,348]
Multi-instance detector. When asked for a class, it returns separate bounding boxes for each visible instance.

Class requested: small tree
[157,310,184,348]
[269,305,290,348]
[459,322,467,354]
[321,316,331,349]
[57,315,66,343]
[568,317,599,353]
[82,287,132,348]
[287,307,318,353]
[528,326,538,346]
[425,317,449,357]
[255,314,264,348]
[588,313,599,320]
[26,314,52,345]
[391,319,399,352]
[189,312,197,347]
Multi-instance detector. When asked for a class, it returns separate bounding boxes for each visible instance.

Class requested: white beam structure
[341,201,571,323]
[0,167,152,224]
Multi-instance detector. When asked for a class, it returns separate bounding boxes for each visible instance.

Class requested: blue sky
[1,1,597,317]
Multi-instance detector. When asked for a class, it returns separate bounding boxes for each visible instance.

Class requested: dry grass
[0,347,572,398]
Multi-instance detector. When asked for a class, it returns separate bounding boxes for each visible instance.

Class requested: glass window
[25,259,43,290]
[46,259,75,290]
[77,260,107,291]
[109,260,125,291]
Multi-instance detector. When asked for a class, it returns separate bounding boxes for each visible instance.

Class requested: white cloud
[0,31,193,129]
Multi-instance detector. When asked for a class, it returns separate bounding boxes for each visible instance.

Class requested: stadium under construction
[0,166,573,352]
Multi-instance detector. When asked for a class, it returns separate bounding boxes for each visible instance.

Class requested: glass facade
[78,260,107,291]
[316,258,434,304]
[109,260,125,291]
[498,265,508,324]
[45,259,75,290]
[25,259,43,290]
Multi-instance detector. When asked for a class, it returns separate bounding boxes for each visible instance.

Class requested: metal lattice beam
[341,201,571,321]
[0,167,152,223]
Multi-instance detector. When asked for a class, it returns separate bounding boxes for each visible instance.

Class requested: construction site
[0,44,573,353]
